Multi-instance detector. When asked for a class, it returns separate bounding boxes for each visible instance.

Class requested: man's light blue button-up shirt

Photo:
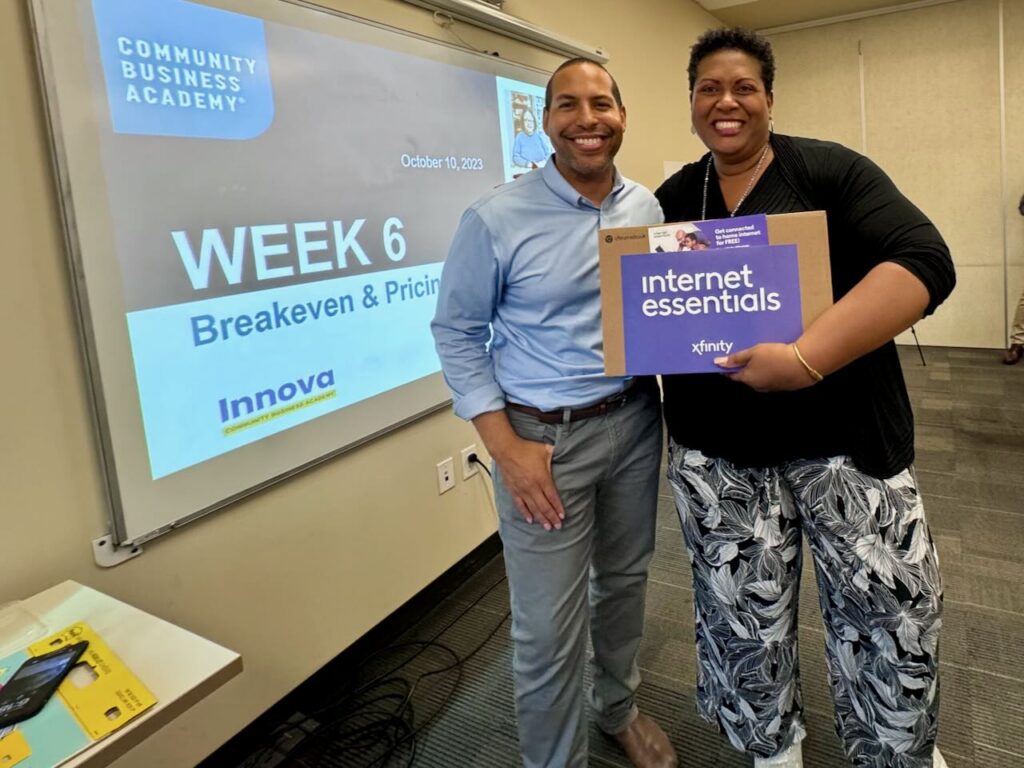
[431,158,663,421]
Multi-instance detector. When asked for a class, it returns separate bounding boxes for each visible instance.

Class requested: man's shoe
[1003,343,1023,365]
[606,712,678,768]
[754,741,803,768]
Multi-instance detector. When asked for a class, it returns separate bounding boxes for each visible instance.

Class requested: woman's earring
[690,124,696,135]
[769,118,775,133]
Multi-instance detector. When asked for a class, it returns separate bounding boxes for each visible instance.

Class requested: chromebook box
[599,211,833,375]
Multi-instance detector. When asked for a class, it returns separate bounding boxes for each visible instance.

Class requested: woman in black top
[656,28,954,768]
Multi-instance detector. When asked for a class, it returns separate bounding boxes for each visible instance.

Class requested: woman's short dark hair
[687,28,775,95]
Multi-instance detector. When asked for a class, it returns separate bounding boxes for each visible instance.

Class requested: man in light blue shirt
[432,59,676,768]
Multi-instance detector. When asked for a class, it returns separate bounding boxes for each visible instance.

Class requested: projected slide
[79,0,551,479]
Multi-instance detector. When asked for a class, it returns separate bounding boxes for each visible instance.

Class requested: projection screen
[29,0,554,544]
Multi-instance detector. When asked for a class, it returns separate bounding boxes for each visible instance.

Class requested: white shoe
[754,741,803,768]
[933,747,949,767]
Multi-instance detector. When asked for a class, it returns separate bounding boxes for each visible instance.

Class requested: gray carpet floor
[394,346,1024,767]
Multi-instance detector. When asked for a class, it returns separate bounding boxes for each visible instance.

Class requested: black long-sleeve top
[654,134,956,477]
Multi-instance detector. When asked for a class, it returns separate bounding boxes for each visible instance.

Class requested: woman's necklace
[701,142,770,220]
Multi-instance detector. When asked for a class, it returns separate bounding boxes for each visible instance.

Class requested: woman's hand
[714,342,819,392]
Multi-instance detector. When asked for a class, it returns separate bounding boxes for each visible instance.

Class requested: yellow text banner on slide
[28,622,156,739]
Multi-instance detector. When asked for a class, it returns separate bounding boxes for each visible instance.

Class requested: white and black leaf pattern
[704,539,739,566]
[853,534,898,588]
[870,626,899,663]
[904,520,931,565]
[875,724,917,754]
[753,512,784,546]
[668,445,943,765]
[919,618,942,657]
[746,579,783,601]
[758,583,795,620]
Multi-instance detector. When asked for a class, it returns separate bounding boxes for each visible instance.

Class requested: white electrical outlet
[460,444,480,480]
[437,457,455,494]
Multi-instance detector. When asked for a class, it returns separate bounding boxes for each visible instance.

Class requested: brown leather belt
[506,380,644,424]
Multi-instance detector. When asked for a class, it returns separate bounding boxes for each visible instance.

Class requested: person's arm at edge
[795,261,931,375]
[721,262,932,391]
[430,208,564,528]
[718,147,955,391]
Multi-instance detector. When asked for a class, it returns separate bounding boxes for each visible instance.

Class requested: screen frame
[28,0,551,545]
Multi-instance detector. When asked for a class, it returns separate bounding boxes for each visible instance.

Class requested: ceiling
[695,0,945,31]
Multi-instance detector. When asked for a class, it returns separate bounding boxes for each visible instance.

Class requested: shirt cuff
[453,384,506,421]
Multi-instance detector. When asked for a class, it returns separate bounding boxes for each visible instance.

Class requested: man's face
[543,63,626,186]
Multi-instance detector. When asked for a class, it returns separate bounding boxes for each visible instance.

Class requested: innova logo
[219,369,336,435]
[92,0,274,140]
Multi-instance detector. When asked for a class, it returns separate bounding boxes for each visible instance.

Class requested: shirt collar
[541,155,625,209]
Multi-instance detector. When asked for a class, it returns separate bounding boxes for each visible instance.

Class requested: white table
[10,581,242,768]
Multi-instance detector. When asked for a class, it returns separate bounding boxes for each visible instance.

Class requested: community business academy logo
[92,0,274,140]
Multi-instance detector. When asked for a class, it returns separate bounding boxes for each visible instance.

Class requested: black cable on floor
[238,573,510,768]
[365,605,512,766]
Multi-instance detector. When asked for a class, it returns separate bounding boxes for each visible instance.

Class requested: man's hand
[494,436,564,530]
[714,342,818,392]
[472,410,565,530]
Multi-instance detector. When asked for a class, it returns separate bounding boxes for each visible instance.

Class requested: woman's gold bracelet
[792,343,824,383]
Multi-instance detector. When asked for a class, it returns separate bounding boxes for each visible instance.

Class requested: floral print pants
[667,442,943,767]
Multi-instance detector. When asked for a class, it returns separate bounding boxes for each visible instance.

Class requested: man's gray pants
[493,383,663,768]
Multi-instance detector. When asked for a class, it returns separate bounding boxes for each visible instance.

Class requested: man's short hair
[544,58,622,109]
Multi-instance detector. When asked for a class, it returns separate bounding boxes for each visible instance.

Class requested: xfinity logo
[691,340,734,356]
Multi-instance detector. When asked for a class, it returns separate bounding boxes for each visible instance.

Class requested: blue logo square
[92,0,275,140]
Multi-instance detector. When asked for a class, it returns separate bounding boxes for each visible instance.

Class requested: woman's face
[690,49,772,164]
[523,110,536,134]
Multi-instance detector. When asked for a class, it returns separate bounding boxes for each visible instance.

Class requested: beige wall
[768,0,1023,348]
[1007,0,1024,334]
[0,1,718,766]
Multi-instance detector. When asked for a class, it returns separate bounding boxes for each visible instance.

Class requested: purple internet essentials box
[619,243,802,374]
[646,214,768,252]
[701,214,769,248]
